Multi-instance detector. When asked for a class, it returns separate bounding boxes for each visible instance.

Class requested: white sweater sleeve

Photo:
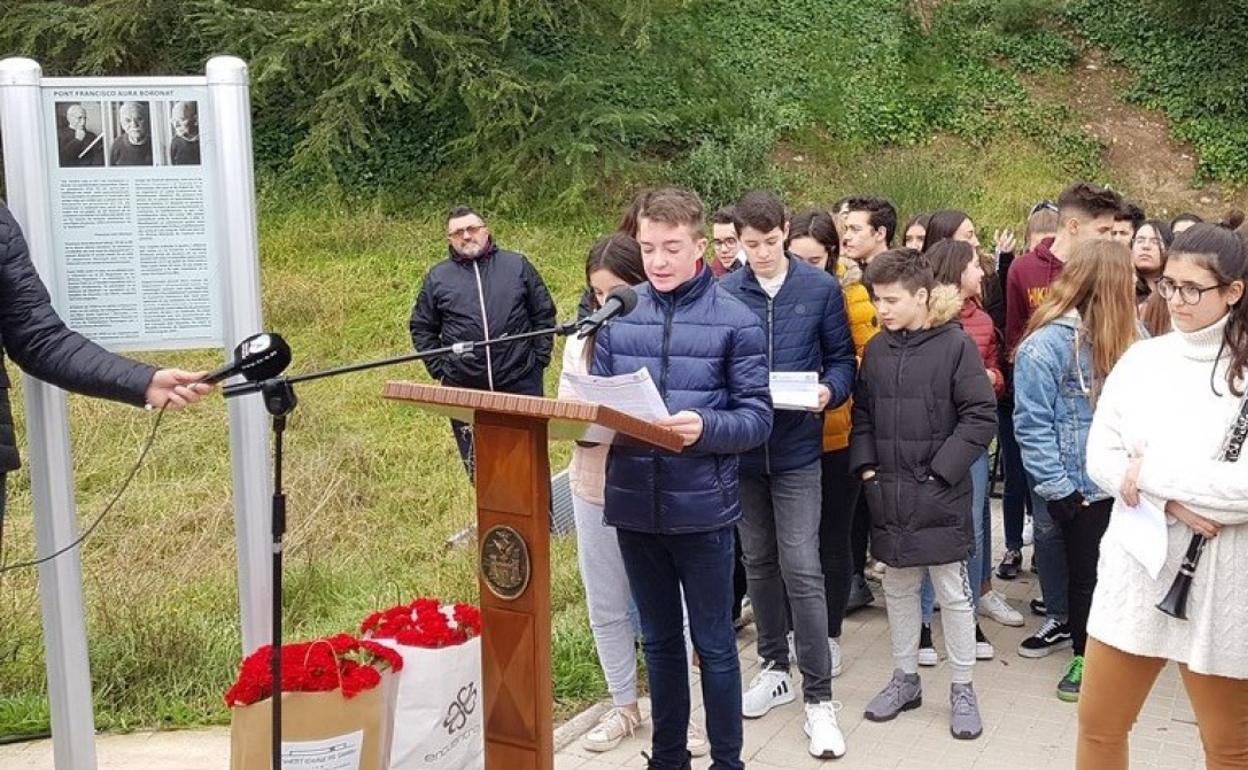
[1137,450,1248,524]
[1086,356,1135,496]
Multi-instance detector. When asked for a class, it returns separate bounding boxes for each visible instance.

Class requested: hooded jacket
[1004,236,1064,357]
[591,265,772,534]
[719,256,856,475]
[822,258,880,452]
[849,285,998,568]
[409,241,557,392]
[0,203,156,471]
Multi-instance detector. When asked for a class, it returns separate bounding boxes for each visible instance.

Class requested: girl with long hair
[1013,239,1140,704]
[558,233,709,757]
[1132,219,1174,337]
[1080,224,1248,768]
[903,213,930,250]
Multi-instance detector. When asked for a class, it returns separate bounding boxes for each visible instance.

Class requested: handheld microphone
[202,333,292,384]
[576,286,638,339]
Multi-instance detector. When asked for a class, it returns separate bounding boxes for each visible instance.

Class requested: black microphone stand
[222,322,580,770]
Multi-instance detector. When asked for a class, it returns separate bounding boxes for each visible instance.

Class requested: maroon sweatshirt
[1004,236,1064,357]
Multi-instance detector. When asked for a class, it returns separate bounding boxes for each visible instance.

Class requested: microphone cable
[0,403,166,576]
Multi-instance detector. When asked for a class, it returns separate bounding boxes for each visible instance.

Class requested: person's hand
[861,469,877,481]
[1166,500,1221,539]
[994,229,1016,255]
[1120,455,1143,507]
[1048,490,1086,523]
[73,128,86,141]
[815,385,831,411]
[657,410,704,447]
[987,369,999,387]
[145,369,214,410]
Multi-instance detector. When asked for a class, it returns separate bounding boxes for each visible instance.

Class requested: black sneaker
[918,623,937,667]
[1018,618,1073,658]
[996,549,1022,580]
[1029,597,1046,617]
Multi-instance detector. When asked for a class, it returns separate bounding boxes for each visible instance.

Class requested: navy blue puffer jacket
[719,256,856,475]
[591,266,772,534]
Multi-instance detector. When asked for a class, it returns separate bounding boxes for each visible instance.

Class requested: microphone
[202,333,292,384]
[576,286,638,339]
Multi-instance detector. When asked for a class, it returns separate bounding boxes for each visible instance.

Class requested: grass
[0,123,1108,737]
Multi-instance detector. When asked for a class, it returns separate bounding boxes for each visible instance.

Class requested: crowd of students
[417,181,1248,769]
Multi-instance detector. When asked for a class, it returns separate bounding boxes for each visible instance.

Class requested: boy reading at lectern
[591,187,772,770]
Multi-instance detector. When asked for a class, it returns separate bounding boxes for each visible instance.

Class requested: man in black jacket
[408,206,557,478]
[0,203,211,539]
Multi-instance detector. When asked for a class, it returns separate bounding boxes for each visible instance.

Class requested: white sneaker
[978,590,1025,627]
[1023,515,1034,546]
[803,701,847,759]
[755,632,798,667]
[686,721,708,758]
[742,662,795,718]
[828,637,844,678]
[975,625,995,661]
[581,705,642,752]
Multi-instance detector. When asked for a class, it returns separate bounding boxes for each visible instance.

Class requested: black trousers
[850,481,870,577]
[1059,497,1112,656]
[732,527,748,621]
[819,449,859,637]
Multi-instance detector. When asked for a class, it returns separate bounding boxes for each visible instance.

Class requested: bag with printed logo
[360,599,484,770]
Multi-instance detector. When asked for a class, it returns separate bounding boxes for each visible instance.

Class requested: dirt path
[1023,47,1245,219]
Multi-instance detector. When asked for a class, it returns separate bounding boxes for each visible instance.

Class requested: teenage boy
[839,196,896,609]
[709,206,745,278]
[1003,182,1121,658]
[592,187,772,770]
[840,197,896,267]
[720,190,856,759]
[850,249,997,740]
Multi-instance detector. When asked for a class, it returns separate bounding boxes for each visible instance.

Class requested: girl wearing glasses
[1131,219,1174,337]
[1013,240,1140,704]
[1081,224,1248,768]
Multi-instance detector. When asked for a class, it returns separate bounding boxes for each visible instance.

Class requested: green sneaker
[1057,655,1084,702]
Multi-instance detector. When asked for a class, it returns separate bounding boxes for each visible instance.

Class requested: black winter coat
[0,204,156,471]
[409,242,557,392]
[848,287,998,568]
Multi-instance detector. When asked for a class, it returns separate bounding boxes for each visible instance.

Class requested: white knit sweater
[1086,314,1248,679]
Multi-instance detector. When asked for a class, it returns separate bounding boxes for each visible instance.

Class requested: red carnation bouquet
[360,598,485,770]
[225,633,403,707]
[360,596,482,647]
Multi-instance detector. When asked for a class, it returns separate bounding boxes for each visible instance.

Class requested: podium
[383,382,682,770]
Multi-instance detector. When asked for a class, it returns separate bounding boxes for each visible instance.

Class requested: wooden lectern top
[383,381,684,453]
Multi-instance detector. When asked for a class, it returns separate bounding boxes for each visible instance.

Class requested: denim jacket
[1012,314,1110,502]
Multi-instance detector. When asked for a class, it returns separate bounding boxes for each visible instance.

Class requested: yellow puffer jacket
[824,258,879,452]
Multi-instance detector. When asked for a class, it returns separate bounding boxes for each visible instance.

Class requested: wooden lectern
[383,382,682,770]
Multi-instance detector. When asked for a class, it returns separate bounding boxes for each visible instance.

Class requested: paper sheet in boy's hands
[560,368,670,442]
[769,371,820,410]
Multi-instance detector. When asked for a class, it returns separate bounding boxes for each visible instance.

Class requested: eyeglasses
[712,238,738,251]
[1131,236,1162,247]
[1156,277,1227,305]
[448,224,485,240]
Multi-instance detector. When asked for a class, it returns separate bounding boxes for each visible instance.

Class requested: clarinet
[1157,394,1248,619]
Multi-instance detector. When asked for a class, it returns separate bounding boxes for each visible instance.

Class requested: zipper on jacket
[764,296,774,475]
[655,294,676,531]
[472,260,495,391]
[893,334,909,538]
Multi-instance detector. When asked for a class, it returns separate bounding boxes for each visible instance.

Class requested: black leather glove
[1048,490,1086,523]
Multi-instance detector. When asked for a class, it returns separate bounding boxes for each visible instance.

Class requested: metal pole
[0,56,98,770]
[205,56,272,655]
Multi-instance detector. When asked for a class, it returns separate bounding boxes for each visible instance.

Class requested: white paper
[560,368,669,442]
[1107,496,1169,579]
[281,730,364,769]
[769,371,820,410]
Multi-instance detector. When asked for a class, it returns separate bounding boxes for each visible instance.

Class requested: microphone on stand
[202,333,292,384]
[576,285,638,339]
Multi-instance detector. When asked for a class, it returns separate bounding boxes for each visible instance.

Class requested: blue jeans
[617,527,743,770]
[998,400,1032,552]
[923,451,989,622]
[1031,480,1069,621]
